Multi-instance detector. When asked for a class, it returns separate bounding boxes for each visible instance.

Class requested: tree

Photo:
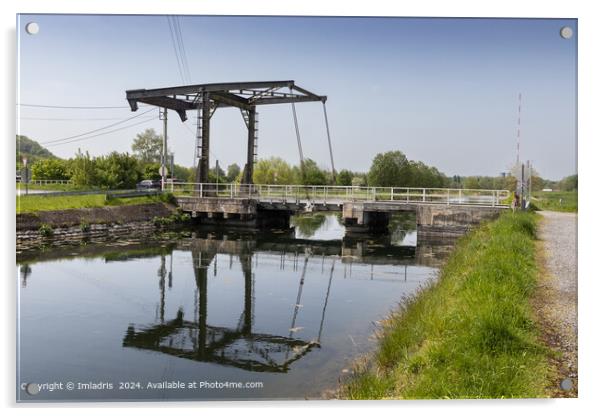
[336,169,353,186]
[68,150,97,187]
[226,163,241,182]
[463,176,481,189]
[299,159,328,185]
[367,151,410,187]
[95,152,141,189]
[142,162,162,180]
[253,157,294,184]
[31,159,70,180]
[172,164,195,182]
[351,176,366,187]
[208,164,226,183]
[131,128,163,163]
[559,174,577,191]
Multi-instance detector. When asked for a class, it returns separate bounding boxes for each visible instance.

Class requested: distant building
[542,188,553,192]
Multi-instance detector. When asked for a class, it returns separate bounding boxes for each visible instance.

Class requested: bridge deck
[171,183,510,210]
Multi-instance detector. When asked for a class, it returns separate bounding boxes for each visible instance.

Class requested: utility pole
[170,152,175,192]
[162,107,168,191]
[22,157,29,196]
[529,160,533,201]
[215,159,219,188]
[521,163,525,210]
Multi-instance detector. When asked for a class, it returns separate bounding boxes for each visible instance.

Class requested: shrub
[38,223,54,237]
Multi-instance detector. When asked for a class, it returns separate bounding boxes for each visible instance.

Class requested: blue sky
[17,15,576,180]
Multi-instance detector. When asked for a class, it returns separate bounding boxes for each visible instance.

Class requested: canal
[17,213,450,401]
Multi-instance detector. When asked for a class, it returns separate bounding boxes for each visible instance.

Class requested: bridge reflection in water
[122,238,322,373]
[120,227,444,374]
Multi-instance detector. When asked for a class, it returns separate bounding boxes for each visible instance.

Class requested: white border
[2,1,600,415]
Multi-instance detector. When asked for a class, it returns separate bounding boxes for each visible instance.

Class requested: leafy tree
[95,152,142,189]
[463,176,481,189]
[336,169,353,186]
[208,164,226,183]
[351,176,366,187]
[367,151,410,187]
[131,128,163,163]
[559,174,577,191]
[142,162,162,180]
[226,163,241,182]
[30,159,70,180]
[298,159,329,185]
[68,150,97,187]
[253,157,295,184]
[172,164,195,182]
[450,175,462,187]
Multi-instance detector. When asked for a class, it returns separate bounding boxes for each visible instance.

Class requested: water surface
[17,213,445,401]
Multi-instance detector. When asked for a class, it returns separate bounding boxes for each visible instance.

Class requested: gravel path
[536,210,578,396]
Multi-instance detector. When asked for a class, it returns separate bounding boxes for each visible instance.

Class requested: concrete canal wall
[16,203,176,250]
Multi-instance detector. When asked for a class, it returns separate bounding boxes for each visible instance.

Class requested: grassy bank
[17,182,89,192]
[16,193,172,214]
[344,211,550,399]
[531,191,577,213]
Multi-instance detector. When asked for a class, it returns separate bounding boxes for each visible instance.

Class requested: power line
[20,116,154,121]
[17,103,136,109]
[41,108,156,145]
[45,118,156,147]
[167,16,186,84]
[166,16,191,84]
[173,16,191,83]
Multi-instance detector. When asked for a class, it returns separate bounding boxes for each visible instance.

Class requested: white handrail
[169,182,511,207]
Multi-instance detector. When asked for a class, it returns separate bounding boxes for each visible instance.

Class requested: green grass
[344,211,551,399]
[16,193,171,214]
[531,191,577,212]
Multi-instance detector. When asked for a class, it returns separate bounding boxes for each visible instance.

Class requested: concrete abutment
[175,197,506,238]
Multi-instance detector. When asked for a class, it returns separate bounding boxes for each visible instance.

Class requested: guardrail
[17,188,161,198]
[16,179,73,185]
[171,183,511,207]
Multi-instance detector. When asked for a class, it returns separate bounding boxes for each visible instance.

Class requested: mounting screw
[560,378,574,391]
[560,26,573,39]
[25,22,39,35]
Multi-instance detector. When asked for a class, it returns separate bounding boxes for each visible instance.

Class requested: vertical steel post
[243,106,256,185]
[521,163,525,209]
[170,152,174,192]
[196,92,211,187]
[162,107,168,191]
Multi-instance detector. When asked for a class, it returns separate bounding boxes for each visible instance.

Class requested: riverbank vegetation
[17,135,576,195]
[531,191,577,213]
[16,193,172,214]
[344,211,551,399]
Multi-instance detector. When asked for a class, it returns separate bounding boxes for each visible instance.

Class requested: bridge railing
[171,183,511,207]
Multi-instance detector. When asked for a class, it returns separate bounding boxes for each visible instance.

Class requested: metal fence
[17,179,73,185]
[171,183,511,207]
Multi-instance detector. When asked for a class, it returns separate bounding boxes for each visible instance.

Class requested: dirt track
[535,210,578,397]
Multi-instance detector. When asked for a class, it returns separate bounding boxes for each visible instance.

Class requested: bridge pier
[177,197,293,229]
[342,202,504,240]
